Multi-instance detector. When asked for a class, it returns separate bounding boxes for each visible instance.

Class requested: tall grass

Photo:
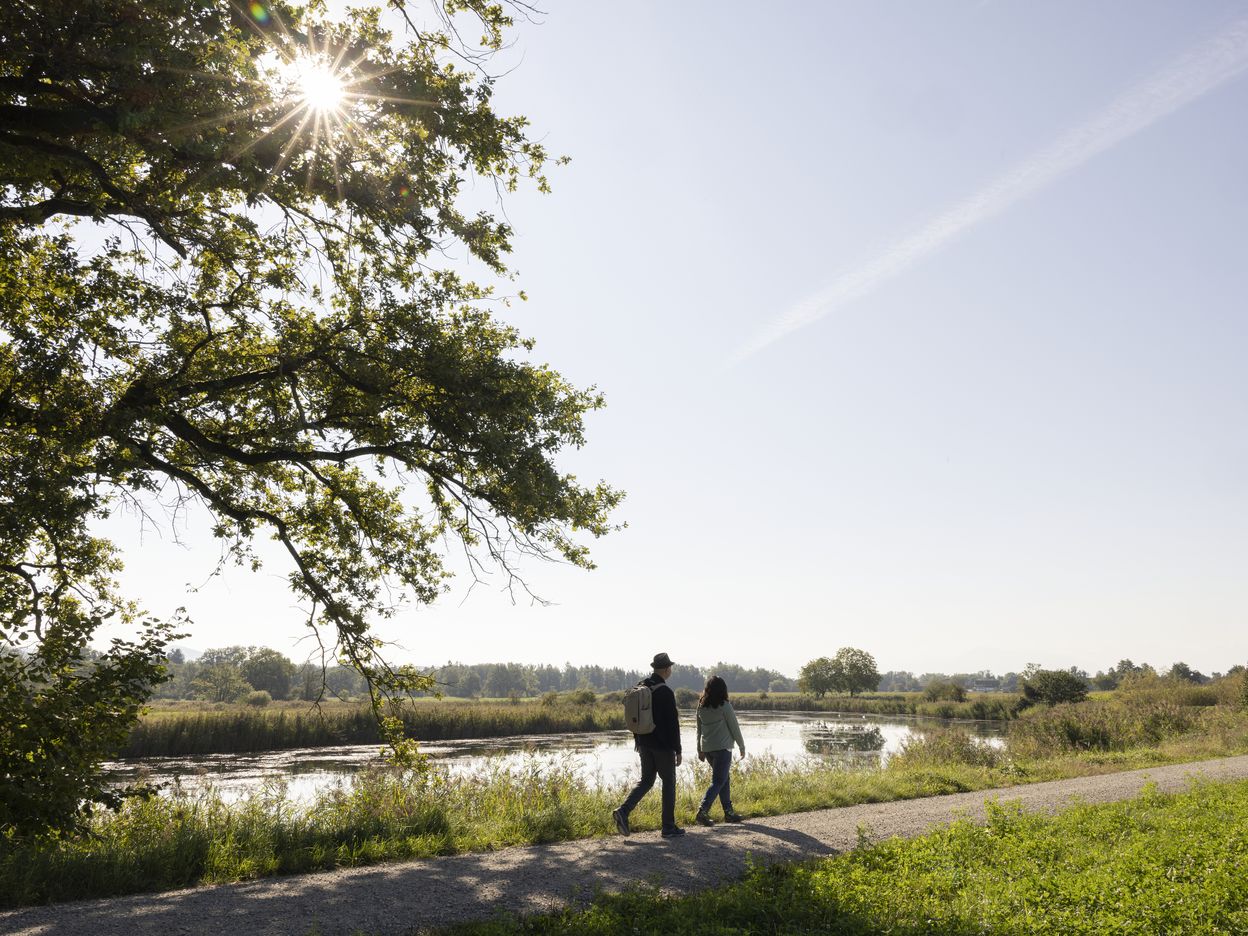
[730,692,1020,720]
[1003,694,1248,758]
[122,702,622,757]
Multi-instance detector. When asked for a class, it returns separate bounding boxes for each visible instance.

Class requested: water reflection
[105,711,1004,804]
[801,722,886,755]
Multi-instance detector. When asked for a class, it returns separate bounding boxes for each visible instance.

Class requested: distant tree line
[151,647,1245,704]
[431,660,796,697]
[152,649,798,702]
[876,659,1243,695]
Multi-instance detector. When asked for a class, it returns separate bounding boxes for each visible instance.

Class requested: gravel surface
[6,754,1248,936]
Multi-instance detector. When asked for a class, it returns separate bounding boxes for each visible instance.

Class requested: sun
[292,57,346,114]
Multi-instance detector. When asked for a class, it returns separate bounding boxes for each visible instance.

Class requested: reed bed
[122,702,623,757]
[731,691,1020,721]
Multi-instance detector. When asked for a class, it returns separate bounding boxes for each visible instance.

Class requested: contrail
[730,17,1248,366]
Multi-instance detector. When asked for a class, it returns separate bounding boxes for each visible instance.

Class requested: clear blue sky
[104,1,1248,678]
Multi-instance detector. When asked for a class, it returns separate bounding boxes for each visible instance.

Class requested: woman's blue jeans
[698,748,734,814]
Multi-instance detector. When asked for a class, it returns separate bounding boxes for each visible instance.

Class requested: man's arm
[654,685,681,753]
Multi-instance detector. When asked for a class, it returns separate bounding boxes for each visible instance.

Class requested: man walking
[613,652,684,837]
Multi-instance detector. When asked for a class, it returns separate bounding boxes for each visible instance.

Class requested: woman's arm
[725,703,745,756]
[695,707,704,754]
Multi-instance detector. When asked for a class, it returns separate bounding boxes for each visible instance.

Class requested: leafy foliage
[923,679,967,702]
[0,0,620,837]
[798,647,880,698]
[831,646,880,697]
[0,611,179,840]
[797,656,836,698]
[1021,668,1090,706]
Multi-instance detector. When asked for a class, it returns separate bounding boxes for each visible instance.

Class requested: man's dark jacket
[635,673,681,753]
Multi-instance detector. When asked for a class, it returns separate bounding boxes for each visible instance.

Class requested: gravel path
[6,754,1248,936]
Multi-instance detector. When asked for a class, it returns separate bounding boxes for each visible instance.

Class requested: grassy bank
[123,700,623,757]
[442,777,1248,935]
[5,696,1247,909]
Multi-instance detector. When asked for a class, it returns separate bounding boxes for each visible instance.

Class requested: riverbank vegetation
[4,675,1247,909]
[124,692,1022,757]
[123,699,622,757]
[119,665,1240,758]
[440,777,1248,935]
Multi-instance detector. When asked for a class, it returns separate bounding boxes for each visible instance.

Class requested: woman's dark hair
[699,675,728,708]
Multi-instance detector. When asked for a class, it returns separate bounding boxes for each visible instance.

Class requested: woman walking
[694,675,746,825]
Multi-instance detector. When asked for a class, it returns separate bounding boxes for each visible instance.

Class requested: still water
[105,711,1005,803]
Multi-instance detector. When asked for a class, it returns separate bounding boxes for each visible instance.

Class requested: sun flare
[292,58,346,114]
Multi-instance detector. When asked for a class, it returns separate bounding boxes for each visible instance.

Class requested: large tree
[798,657,837,699]
[832,646,879,697]
[0,0,619,838]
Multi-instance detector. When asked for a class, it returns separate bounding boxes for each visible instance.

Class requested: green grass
[440,778,1248,935]
[6,700,1248,909]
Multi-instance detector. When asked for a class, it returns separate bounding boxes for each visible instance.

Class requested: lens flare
[249,2,270,24]
[293,58,345,113]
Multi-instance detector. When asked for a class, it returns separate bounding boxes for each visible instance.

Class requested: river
[104,711,1005,803]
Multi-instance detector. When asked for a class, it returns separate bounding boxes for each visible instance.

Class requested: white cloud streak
[730,17,1248,366]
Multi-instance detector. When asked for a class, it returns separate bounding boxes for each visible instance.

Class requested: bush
[888,729,1002,769]
[924,681,967,703]
[1007,698,1203,757]
[243,691,272,708]
[1022,670,1088,706]
[675,688,699,708]
[564,688,597,705]
[539,691,560,707]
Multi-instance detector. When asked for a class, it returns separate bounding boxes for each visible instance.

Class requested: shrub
[243,691,272,708]
[1021,670,1088,706]
[564,688,597,706]
[888,729,1001,769]
[1007,698,1203,757]
[539,691,560,707]
[675,688,699,708]
[924,681,967,703]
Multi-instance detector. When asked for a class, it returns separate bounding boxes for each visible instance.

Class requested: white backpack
[623,682,655,734]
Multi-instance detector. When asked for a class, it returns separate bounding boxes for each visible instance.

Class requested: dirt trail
[5,754,1248,936]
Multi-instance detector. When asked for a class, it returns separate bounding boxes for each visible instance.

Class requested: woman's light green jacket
[696,701,746,755]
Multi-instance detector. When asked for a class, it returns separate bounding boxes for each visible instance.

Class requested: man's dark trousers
[619,745,677,831]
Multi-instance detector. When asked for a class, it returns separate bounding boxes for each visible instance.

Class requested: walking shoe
[660,826,686,837]
[695,810,715,826]
[612,808,630,836]
[723,811,745,823]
